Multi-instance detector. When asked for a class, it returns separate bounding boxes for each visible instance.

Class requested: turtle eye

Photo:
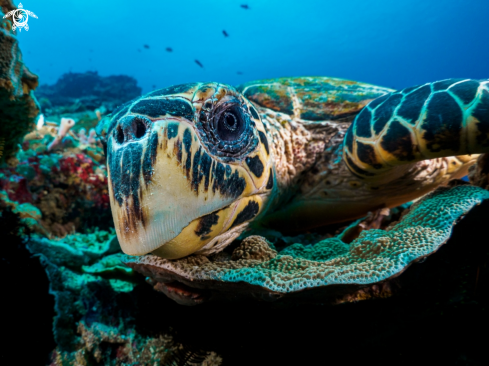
[216,106,245,141]
[197,97,258,160]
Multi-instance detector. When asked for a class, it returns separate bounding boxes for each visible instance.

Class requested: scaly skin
[98,77,488,259]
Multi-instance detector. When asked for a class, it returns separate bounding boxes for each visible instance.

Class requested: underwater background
[21,0,489,92]
[1,0,489,365]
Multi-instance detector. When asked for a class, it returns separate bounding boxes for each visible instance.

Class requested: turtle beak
[107,114,265,259]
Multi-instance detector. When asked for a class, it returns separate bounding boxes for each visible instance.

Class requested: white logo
[3,3,38,32]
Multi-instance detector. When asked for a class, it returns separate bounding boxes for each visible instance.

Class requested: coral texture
[0,0,40,161]
[127,185,489,302]
[0,133,109,236]
[24,231,222,365]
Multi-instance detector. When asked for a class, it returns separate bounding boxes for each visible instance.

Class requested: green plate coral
[127,185,489,304]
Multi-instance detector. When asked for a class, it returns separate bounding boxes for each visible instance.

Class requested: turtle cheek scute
[245,155,264,178]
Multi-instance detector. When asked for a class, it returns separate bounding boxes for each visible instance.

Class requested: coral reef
[0,119,110,236]
[0,0,40,161]
[127,185,489,304]
[23,230,222,365]
[35,71,142,115]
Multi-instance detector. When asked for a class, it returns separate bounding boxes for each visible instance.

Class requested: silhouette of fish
[237,71,243,75]
[166,47,173,52]
[143,44,150,49]
[240,4,249,9]
[222,30,229,37]
[195,59,204,68]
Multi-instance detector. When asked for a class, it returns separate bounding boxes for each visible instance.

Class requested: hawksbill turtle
[97,77,489,304]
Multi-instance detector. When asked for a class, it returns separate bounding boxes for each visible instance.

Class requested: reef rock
[0,0,41,161]
[35,71,142,115]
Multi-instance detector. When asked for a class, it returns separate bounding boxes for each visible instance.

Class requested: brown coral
[231,235,277,261]
[0,0,40,161]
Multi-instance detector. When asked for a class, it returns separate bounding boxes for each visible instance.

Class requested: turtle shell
[236,76,394,121]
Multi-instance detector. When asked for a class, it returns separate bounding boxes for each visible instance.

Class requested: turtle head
[99,83,274,259]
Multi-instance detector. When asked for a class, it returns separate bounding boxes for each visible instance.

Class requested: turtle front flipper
[343,79,489,180]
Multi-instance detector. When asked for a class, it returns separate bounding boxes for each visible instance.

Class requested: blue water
[19,0,489,93]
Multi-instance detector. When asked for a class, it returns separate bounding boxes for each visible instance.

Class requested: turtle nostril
[135,118,147,139]
[114,115,151,145]
[116,126,125,144]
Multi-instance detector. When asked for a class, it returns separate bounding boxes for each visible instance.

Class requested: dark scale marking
[422,92,463,153]
[142,132,159,186]
[373,93,403,134]
[432,79,464,91]
[200,152,213,191]
[167,123,179,139]
[131,99,194,121]
[449,80,480,105]
[345,153,374,177]
[472,89,489,148]
[356,141,382,168]
[212,162,246,198]
[174,138,182,163]
[258,130,269,154]
[367,93,389,110]
[149,83,198,97]
[380,120,416,161]
[245,155,264,177]
[345,126,354,153]
[397,84,432,125]
[191,147,202,192]
[194,211,220,240]
[212,163,225,194]
[250,106,260,120]
[354,107,372,138]
[231,201,260,228]
[225,165,232,177]
[108,141,146,230]
[183,128,192,178]
[266,169,274,189]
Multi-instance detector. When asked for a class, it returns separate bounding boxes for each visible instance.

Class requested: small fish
[152,84,156,89]
[222,30,229,37]
[143,44,150,49]
[195,59,204,68]
[138,49,141,52]
[166,47,173,52]
[237,71,243,75]
[240,4,249,9]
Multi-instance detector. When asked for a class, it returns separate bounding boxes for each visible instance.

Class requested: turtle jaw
[152,194,267,259]
[107,116,271,259]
